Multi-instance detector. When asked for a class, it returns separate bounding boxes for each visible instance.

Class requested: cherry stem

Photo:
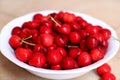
[20,35,36,46]
[49,16,61,27]
[21,40,35,46]
[22,35,32,41]
[66,45,79,48]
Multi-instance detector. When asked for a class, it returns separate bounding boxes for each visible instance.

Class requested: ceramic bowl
[0,10,119,79]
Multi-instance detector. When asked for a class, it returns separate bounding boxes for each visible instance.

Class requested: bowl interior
[0,10,119,74]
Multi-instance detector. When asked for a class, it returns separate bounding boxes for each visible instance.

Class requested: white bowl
[0,10,119,79]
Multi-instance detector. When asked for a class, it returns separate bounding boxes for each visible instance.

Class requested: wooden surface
[0,0,120,80]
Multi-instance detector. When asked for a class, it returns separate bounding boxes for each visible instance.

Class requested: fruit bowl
[0,10,119,79]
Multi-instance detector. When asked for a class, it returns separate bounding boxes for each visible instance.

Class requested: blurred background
[0,0,120,80]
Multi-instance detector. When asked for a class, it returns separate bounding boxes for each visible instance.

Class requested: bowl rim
[0,10,119,74]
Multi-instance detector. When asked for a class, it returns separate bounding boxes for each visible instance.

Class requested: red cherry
[51,64,62,70]
[79,29,89,39]
[33,13,43,20]
[41,33,54,47]
[70,22,81,31]
[55,35,68,47]
[20,28,31,38]
[58,24,71,35]
[33,44,46,53]
[29,29,39,43]
[90,48,104,62]
[9,35,22,48]
[56,47,67,58]
[39,26,52,34]
[63,12,76,23]
[25,21,39,29]
[86,36,98,49]
[46,50,62,64]
[100,29,111,40]
[79,40,88,51]
[69,31,81,44]
[101,72,116,80]
[77,52,92,67]
[97,63,111,76]
[29,52,46,67]
[41,20,53,28]
[15,47,33,62]
[61,57,77,70]
[68,48,82,59]
[11,26,21,36]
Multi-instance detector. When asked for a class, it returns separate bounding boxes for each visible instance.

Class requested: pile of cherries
[9,11,111,70]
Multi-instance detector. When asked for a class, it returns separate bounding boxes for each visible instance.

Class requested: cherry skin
[86,36,98,49]
[51,64,62,70]
[68,48,82,59]
[69,31,81,44]
[56,47,67,58]
[101,72,116,80]
[77,52,92,67]
[46,50,62,64]
[11,26,21,36]
[33,44,46,53]
[61,57,77,70]
[9,35,22,48]
[63,12,76,23]
[55,35,68,47]
[15,47,33,62]
[99,29,111,40]
[29,52,46,67]
[97,63,111,76]
[90,48,104,62]
[39,26,52,34]
[41,33,54,47]
[58,24,71,35]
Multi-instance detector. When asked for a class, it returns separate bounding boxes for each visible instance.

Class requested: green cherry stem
[66,45,79,48]
[49,16,61,27]
[22,35,32,41]
[21,40,35,46]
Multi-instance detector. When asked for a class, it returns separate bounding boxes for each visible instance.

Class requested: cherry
[20,28,31,38]
[68,48,82,59]
[29,52,46,67]
[15,47,33,62]
[11,26,21,36]
[58,24,71,35]
[79,29,89,39]
[56,47,67,58]
[97,63,111,76]
[79,40,88,51]
[99,29,111,40]
[63,12,76,23]
[86,36,98,49]
[46,50,62,64]
[69,31,81,44]
[9,35,22,48]
[39,26,52,34]
[101,72,116,80]
[55,35,68,47]
[41,20,53,28]
[61,57,77,70]
[90,48,104,62]
[33,13,43,23]
[77,52,92,67]
[70,22,81,31]
[33,44,46,53]
[51,64,62,70]
[41,33,54,47]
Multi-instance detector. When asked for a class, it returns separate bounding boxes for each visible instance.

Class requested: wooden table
[0,0,120,80]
